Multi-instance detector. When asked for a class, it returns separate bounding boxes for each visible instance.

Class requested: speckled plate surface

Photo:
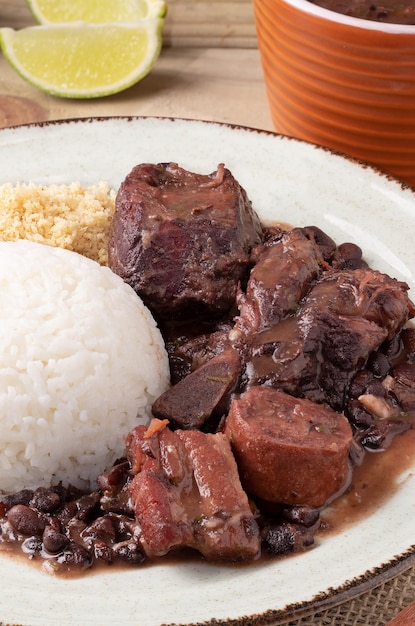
[0,117,414,626]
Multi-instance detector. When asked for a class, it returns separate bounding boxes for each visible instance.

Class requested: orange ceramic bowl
[253,0,415,187]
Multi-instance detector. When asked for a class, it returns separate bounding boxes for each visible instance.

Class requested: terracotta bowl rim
[259,0,415,34]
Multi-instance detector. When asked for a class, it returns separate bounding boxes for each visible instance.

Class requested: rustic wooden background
[0,0,258,48]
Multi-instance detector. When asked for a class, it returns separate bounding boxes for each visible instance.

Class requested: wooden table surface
[0,0,274,131]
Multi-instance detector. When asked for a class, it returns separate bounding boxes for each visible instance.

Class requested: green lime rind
[25,0,167,24]
[0,20,164,99]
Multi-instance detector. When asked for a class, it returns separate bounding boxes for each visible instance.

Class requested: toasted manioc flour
[0,181,115,265]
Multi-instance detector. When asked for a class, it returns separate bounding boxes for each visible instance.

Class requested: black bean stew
[308,0,415,24]
[1,163,415,575]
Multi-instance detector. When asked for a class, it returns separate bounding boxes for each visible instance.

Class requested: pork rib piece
[224,386,353,508]
[108,162,263,320]
[126,419,260,561]
[246,268,414,409]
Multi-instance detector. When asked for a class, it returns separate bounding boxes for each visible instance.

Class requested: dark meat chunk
[230,228,320,343]
[108,162,263,320]
[152,348,241,429]
[246,268,414,409]
[126,419,260,560]
[224,386,353,508]
[162,319,233,384]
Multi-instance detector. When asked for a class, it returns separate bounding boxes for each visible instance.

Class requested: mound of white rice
[0,240,170,493]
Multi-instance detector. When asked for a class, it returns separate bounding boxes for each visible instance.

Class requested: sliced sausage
[224,386,353,508]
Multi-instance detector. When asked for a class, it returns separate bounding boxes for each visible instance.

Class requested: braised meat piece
[230,228,321,344]
[224,386,353,508]
[108,162,263,320]
[152,348,241,429]
[162,318,233,384]
[246,268,414,410]
[126,419,260,560]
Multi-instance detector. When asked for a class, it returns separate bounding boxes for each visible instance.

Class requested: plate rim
[0,115,415,626]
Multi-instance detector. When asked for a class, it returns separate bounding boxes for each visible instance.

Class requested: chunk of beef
[224,386,353,508]
[162,319,233,384]
[126,419,260,560]
[108,162,263,320]
[246,268,414,409]
[230,228,320,344]
[152,348,241,429]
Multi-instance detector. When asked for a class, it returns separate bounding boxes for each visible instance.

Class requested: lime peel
[25,0,167,23]
[0,21,164,99]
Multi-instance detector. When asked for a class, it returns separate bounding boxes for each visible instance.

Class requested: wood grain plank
[385,602,415,626]
[0,0,258,48]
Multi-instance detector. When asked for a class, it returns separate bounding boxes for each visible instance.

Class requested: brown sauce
[320,423,415,535]
[2,423,414,577]
[308,0,415,24]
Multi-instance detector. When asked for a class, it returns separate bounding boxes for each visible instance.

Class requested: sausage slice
[224,386,353,508]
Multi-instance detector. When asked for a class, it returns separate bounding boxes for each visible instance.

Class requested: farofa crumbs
[0,181,116,265]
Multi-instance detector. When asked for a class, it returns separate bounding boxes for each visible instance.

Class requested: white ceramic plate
[0,117,414,626]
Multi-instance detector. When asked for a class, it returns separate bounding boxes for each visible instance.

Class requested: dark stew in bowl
[308,0,415,24]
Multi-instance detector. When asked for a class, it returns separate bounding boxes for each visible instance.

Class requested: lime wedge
[25,0,167,23]
[0,21,163,99]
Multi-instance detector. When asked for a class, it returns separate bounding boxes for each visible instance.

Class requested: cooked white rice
[0,240,170,493]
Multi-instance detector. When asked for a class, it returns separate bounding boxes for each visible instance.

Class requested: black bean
[262,523,314,556]
[337,242,363,262]
[361,419,411,451]
[30,487,61,513]
[282,506,320,528]
[96,460,129,493]
[112,541,145,564]
[93,542,113,563]
[7,505,46,537]
[100,484,133,515]
[110,514,141,542]
[367,352,390,378]
[42,525,69,554]
[21,536,43,555]
[0,489,34,512]
[302,226,336,261]
[381,333,403,361]
[66,518,88,543]
[74,492,101,522]
[348,370,375,399]
[81,516,116,544]
[55,501,78,526]
[51,484,72,503]
[365,379,388,398]
[57,542,92,569]
[346,399,376,428]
